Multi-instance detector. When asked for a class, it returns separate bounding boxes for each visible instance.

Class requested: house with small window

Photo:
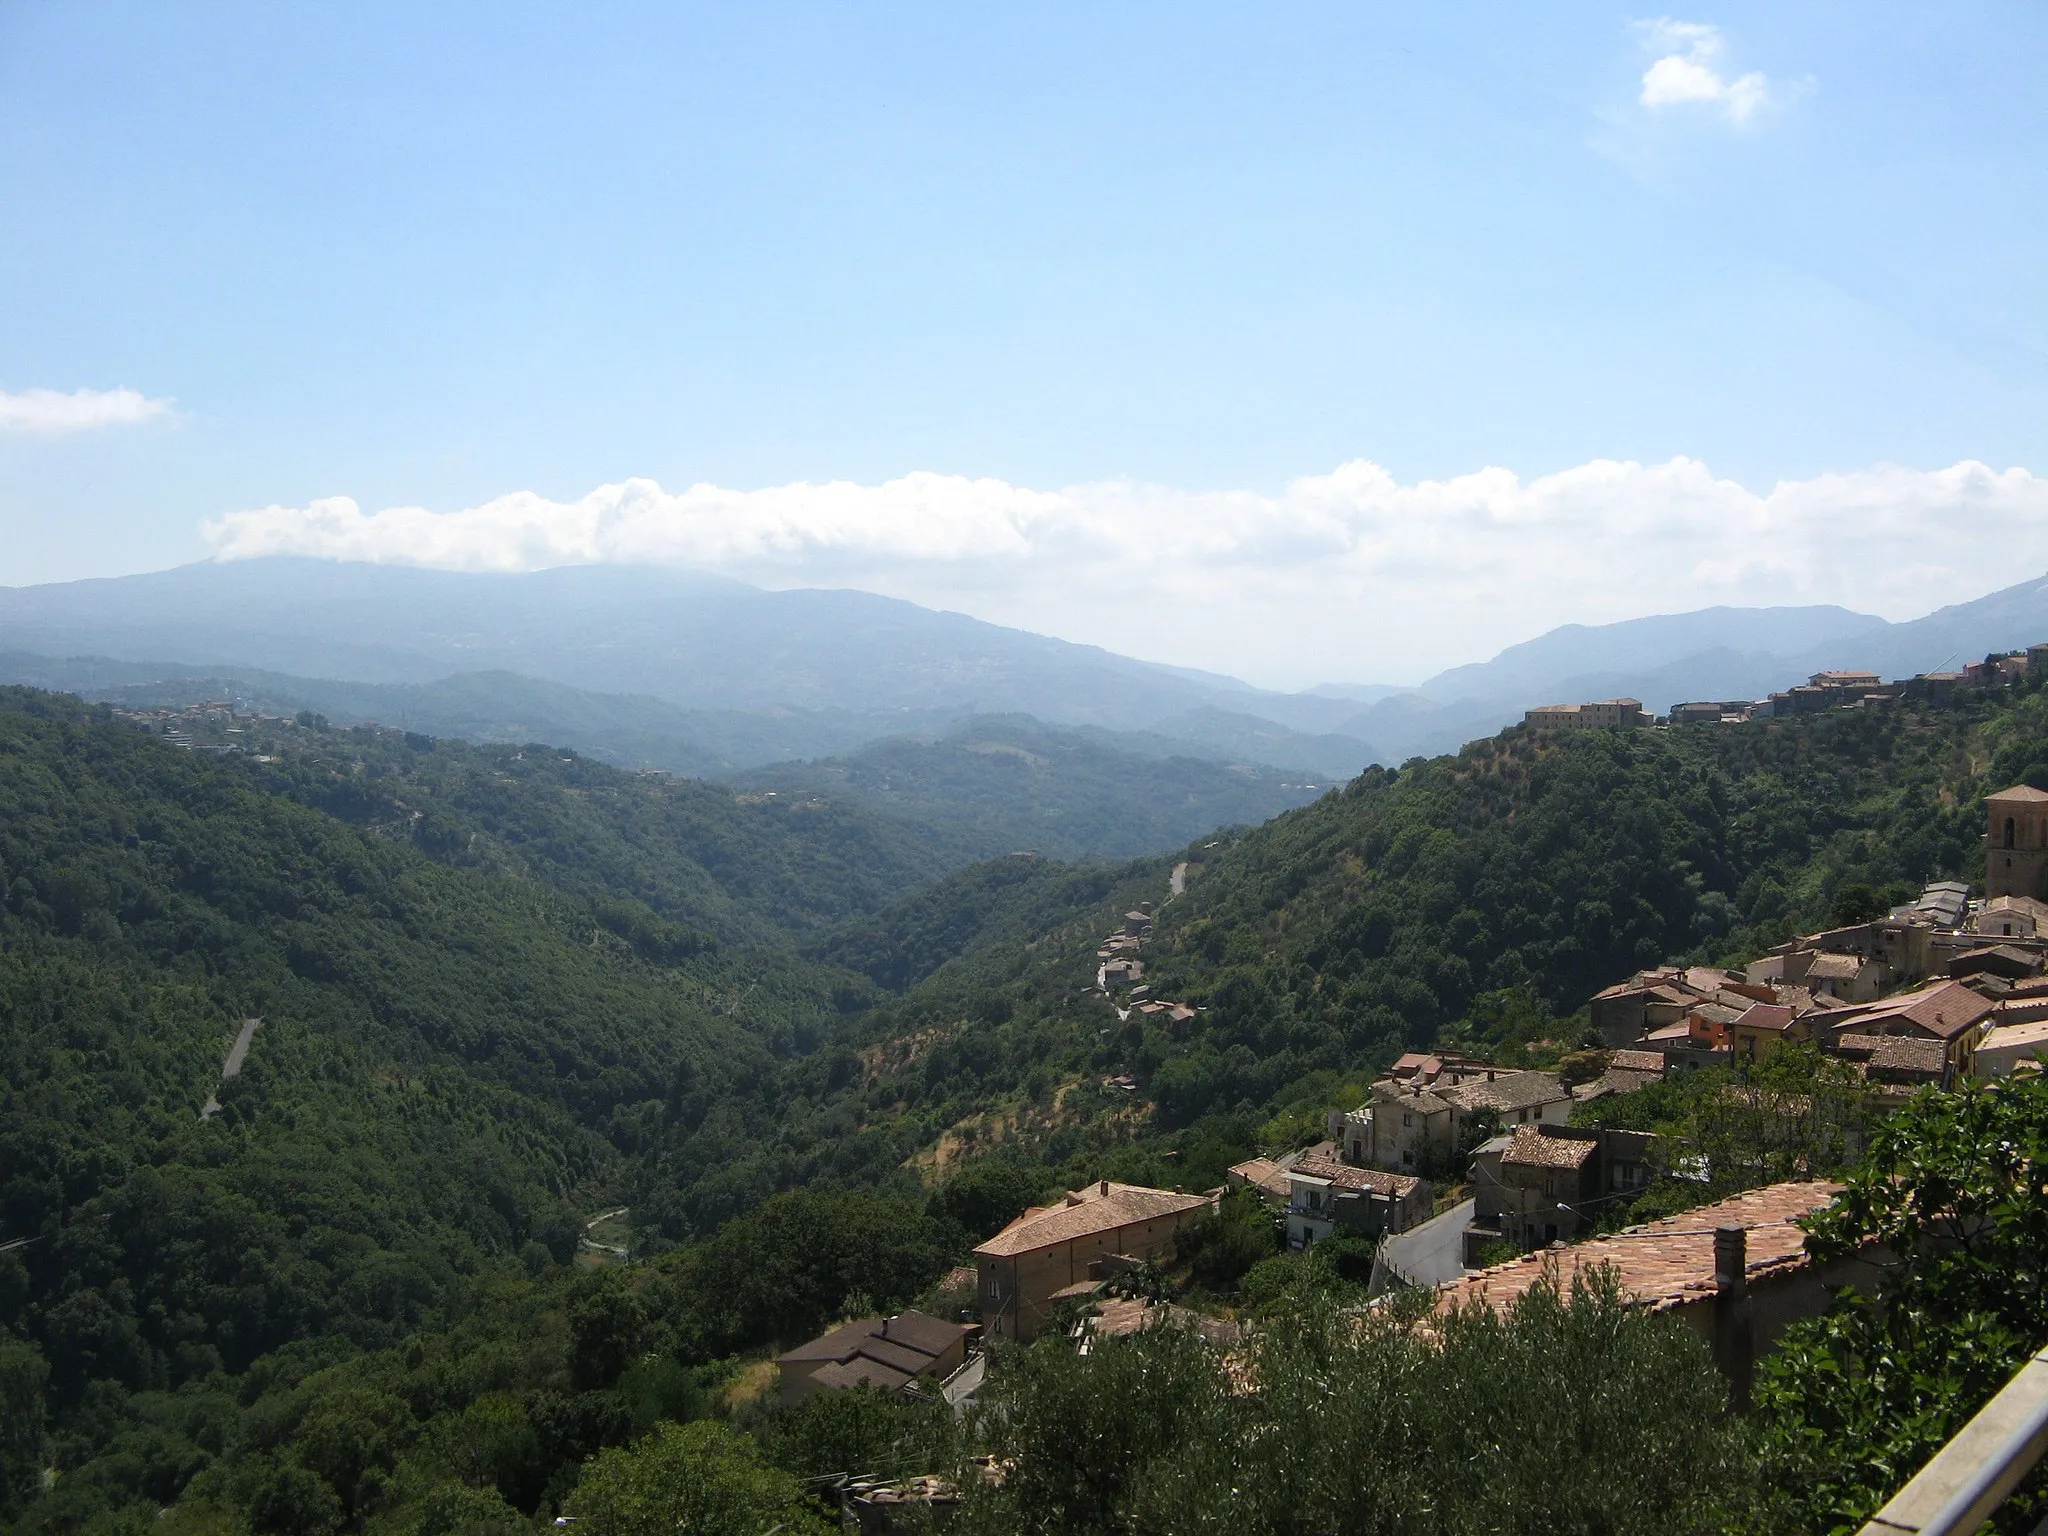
[1814,978,1996,1079]
[1467,1125,1656,1253]
[1730,1002,1811,1063]
[1282,1152,1430,1249]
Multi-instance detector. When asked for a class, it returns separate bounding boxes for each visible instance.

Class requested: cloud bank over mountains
[202,457,2048,688]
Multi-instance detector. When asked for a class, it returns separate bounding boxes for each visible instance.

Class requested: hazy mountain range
[3,557,2047,775]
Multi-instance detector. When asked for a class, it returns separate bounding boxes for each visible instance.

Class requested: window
[2007,816,2018,849]
[1402,1112,1412,1127]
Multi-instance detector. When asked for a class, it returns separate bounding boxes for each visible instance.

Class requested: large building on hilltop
[973,1181,1215,1343]
[1987,785,2048,901]
[1523,698,1646,730]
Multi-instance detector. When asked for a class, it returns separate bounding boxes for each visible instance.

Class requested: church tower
[1985,786,2048,899]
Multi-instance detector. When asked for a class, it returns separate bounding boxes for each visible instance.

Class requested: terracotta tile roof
[973,1183,1212,1259]
[1804,953,1865,981]
[1988,785,2048,803]
[1734,1003,1798,1034]
[1825,979,1995,1041]
[1575,1069,1661,1101]
[1441,1071,1567,1114]
[1846,1035,1947,1077]
[1981,895,2048,923]
[1952,944,2043,972]
[1500,1128,1597,1169]
[1434,1181,1842,1316]
[1290,1152,1423,1197]
[1228,1158,1293,1199]
[1372,1081,1456,1116]
[1084,1297,1243,1347]
[1608,1049,1667,1074]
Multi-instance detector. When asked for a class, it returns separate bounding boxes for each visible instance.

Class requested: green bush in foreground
[1750,1079,2048,1534]
[569,1419,831,1536]
[960,1267,1741,1536]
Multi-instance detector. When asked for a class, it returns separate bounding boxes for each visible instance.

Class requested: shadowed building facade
[1987,786,2048,901]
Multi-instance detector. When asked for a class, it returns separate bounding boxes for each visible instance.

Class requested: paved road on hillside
[1373,1197,1474,1293]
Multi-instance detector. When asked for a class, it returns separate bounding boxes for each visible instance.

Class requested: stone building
[1987,786,2048,901]
[972,1181,1214,1343]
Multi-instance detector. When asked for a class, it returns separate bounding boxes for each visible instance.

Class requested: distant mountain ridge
[1317,575,2048,762]
[0,560,1382,770]
[6,558,2048,776]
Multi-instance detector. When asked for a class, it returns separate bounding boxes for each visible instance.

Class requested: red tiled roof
[1290,1153,1423,1197]
[1434,1182,1842,1315]
[1825,980,1995,1041]
[1441,1071,1567,1114]
[1500,1128,1597,1169]
[973,1183,1212,1259]
[1834,1033,1946,1074]
[1734,1003,1798,1034]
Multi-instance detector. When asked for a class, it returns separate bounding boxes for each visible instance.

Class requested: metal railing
[1857,1346,2048,1536]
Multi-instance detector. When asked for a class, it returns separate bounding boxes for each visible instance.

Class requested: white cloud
[1635,18,1775,124]
[0,386,171,434]
[201,457,2048,689]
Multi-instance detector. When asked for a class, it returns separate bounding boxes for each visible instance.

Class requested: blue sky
[3,3,2047,683]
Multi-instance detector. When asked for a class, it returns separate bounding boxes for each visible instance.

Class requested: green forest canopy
[8,679,2048,1532]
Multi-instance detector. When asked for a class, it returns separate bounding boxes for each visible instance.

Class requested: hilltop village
[741,651,2048,1524]
[1523,642,2048,729]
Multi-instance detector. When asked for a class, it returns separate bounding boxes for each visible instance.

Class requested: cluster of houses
[1588,788,2048,1091]
[763,785,2048,1520]
[1216,1047,1668,1264]
[112,699,284,755]
[1094,902,1199,1037]
[1525,642,2048,732]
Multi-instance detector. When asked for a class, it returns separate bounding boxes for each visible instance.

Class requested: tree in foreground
[958,1267,1740,1535]
[568,1419,832,1536]
[1750,1079,2048,1534]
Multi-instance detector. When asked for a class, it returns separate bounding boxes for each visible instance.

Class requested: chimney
[1713,1224,1753,1412]
[1099,1179,1110,1196]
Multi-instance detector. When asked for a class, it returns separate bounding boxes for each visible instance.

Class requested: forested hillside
[734,714,1322,864]
[0,688,1166,1534]
[236,714,951,946]
[825,687,2043,1152]
[10,678,2048,1534]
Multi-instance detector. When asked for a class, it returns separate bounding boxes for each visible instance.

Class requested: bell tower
[1985,786,2048,899]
